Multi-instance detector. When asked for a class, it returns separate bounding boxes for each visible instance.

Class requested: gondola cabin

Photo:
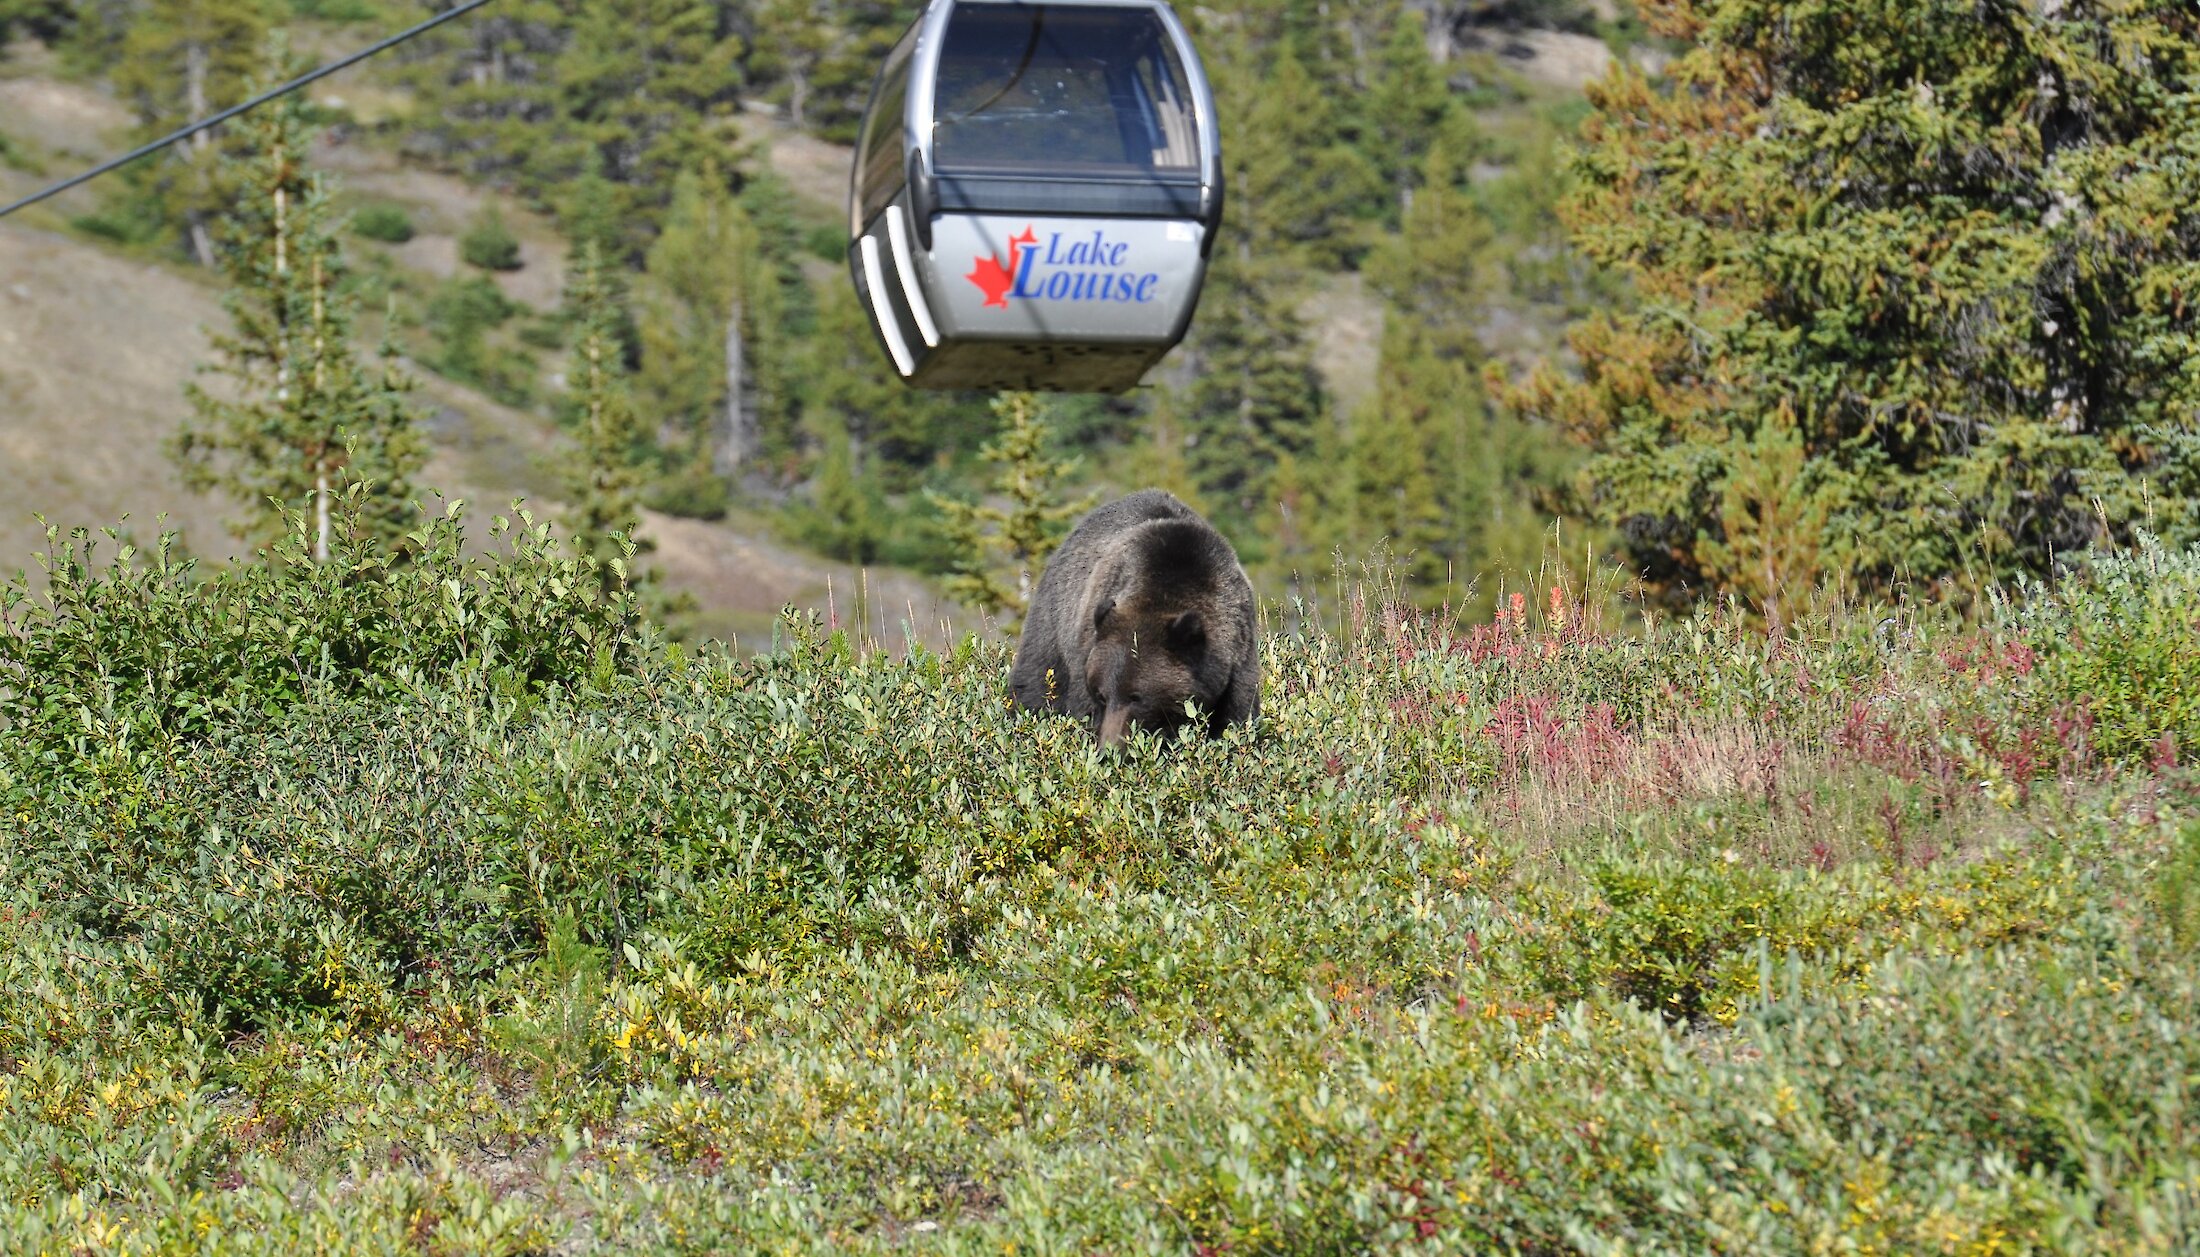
[847,0,1223,393]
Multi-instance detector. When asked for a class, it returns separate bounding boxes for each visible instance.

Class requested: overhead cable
[0,0,500,221]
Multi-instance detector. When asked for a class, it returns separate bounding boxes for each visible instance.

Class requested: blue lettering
[1010,247,1043,298]
[996,226,1164,303]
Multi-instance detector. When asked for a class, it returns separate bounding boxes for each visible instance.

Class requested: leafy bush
[69,198,165,246]
[803,223,847,263]
[459,206,523,272]
[348,202,414,243]
[287,0,380,19]
[642,463,730,520]
[0,494,642,756]
[421,275,532,404]
[2010,537,2200,764]
[4,535,2198,1248]
[0,129,41,174]
[2160,822,2200,953]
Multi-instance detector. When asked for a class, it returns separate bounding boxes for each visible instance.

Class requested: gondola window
[932,6,1198,175]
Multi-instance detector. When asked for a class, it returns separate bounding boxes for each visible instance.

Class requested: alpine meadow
[2,0,2199,1253]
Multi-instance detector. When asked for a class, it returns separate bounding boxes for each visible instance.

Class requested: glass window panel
[933,5,1199,177]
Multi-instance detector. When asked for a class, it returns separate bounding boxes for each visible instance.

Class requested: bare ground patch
[315,134,569,310]
[0,223,237,566]
[1302,271,1382,416]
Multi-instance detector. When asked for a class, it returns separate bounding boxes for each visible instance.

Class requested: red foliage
[1485,695,1634,788]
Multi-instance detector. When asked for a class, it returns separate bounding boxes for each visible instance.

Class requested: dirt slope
[0,225,233,568]
[0,218,963,645]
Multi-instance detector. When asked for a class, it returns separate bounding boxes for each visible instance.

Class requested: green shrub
[4,536,2198,1248]
[2160,822,2200,953]
[0,494,642,756]
[642,464,730,520]
[459,206,523,272]
[349,202,414,243]
[516,313,566,350]
[288,0,380,18]
[422,275,533,404]
[0,129,41,174]
[69,198,165,246]
[2011,537,2200,764]
[803,223,846,263]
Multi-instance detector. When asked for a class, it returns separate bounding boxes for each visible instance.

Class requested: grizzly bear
[1010,490,1259,746]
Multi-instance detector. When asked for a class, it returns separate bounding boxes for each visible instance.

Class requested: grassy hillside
[0,46,958,646]
[3,507,2197,1251]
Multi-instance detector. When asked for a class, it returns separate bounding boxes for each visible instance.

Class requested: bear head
[1081,595,1214,748]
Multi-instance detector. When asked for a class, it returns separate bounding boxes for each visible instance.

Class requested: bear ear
[1092,598,1116,632]
[1167,610,1205,651]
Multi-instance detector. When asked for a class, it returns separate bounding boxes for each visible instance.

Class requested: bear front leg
[1208,656,1261,736]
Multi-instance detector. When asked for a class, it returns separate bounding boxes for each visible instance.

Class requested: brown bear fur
[1009,490,1259,746]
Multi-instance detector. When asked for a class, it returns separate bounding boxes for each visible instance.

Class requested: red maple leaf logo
[966,226,1038,308]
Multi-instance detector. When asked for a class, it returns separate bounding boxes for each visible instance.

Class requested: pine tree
[171,95,425,560]
[1502,0,2200,603]
[547,0,741,209]
[748,0,836,127]
[799,280,972,489]
[1344,356,1451,599]
[560,149,627,265]
[559,241,652,591]
[734,173,816,466]
[401,0,740,231]
[1227,38,1381,267]
[0,0,69,47]
[1694,402,1832,634]
[1364,8,1468,224]
[929,393,1096,628]
[1179,244,1324,552]
[800,412,886,566]
[1366,129,1490,365]
[802,1,924,144]
[636,165,745,470]
[111,0,269,266]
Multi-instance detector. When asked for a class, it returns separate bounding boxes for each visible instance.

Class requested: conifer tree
[1367,131,1490,365]
[559,241,652,591]
[801,413,885,566]
[1123,390,1203,514]
[802,1,925,144]
[1345,354,1451,598]
[559,149,627,264]
[637,165,745,470]
[0,0,69,47]
[112,0,268,265]
[800,280,970,487]
[551,0,740,201]
[171,94,425,560]
[402,0,738,228]
[1229,39,1380,267]
[734,173,817,465]
[748,0,835,127]
[1504,0,2200,605]
[1364,9,1466,223]
[929,392,1095,627]
[1177,244,1324,551]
